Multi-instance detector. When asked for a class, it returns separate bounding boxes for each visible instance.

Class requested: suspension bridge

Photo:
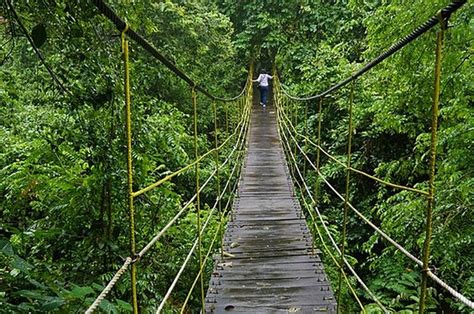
[205,97,336,312]
[9,0,471,312]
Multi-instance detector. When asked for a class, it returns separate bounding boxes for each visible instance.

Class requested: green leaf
[11,256,32,274]
[16,290,49,301]
[116,299,133,311]
[40,298,65,311]
[1,240,14,256]
[98,299,116,313]
[68,286,95,299]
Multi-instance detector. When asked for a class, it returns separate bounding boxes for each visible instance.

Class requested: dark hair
[260,68,267,74]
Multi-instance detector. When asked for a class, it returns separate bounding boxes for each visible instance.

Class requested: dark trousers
[259,85,269,105]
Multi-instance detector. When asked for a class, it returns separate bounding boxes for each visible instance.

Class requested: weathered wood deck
[205,98,336,313]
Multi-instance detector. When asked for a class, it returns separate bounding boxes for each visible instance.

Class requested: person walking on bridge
[253,69,273,107]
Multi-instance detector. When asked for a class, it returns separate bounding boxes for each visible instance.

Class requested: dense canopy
[1,0,472,312]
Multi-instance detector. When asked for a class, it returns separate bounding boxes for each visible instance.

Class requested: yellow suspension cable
[276,101,388,312]
[139,102,251,261]
[225,103,229,135]
[303,100,309,176]
[315,97,323,204]
[162,85,251,312]
[419,13,446,314]
[275,87,365,312]
[275,92,381,311]
[279,97,429,196]
[292,100,298,181]
[213,101,224,260]
[296,177,365,312]
[192,87,205,313]
[132,112,248,198]
[337,81,355,313]
[121,23,139,314]
[180,126,248,312]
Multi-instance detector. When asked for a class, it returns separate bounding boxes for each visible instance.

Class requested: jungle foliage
[1,0,473,313]
[1,0,245,312]
[219,0,473,312]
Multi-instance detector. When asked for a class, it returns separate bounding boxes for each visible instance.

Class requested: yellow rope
[298,182,365,312]
[275,96,387,312]
[121,23,138,314]
[138,102,251,260]
[213,101,224,260]
[337,81,355,312]
[192,87,206,312]
[278,98,429,196]
[315,97,323,203]
[276,100,377,308]
[274,85,365,310]
[180,132,247,312]
[158,84,252,312]
[419,15,445,313]
[132,108,248,197]
[303,100,309,176]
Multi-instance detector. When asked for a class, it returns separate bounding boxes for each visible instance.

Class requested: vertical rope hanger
[314,97,323,205]
[213,101,224,259]
[336,81,355,313]
[419,11,447,314]
[121,22,139,314]
[192,86,206,312]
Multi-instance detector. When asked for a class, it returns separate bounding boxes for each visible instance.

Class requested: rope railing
[295,181,366,312]
[276,101,387,313]
[277,103,421,264]
[180,83,253,312]
[159,122,249,312]
[157,88,252,312]
[132,106,247,198]
[273,1,472,310]
[278,101,428,195]
[275,80,474,310]
[82,1,258,312]
[137,98,251,261]
[86,90,252,313]
[180,153,244,313]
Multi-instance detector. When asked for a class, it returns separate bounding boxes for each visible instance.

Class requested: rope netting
[85,1,254,313]
[273,0,472,311]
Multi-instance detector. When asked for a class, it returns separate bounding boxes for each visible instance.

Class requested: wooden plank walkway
[205,99,336,313]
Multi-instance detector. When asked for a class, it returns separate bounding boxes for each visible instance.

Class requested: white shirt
[256,74,273,87]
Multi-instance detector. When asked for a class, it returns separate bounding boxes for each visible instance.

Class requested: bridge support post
[419,12,446,314]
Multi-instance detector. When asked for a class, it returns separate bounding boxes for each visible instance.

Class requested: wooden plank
[207,305,336,313]
[205,100,336,313]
